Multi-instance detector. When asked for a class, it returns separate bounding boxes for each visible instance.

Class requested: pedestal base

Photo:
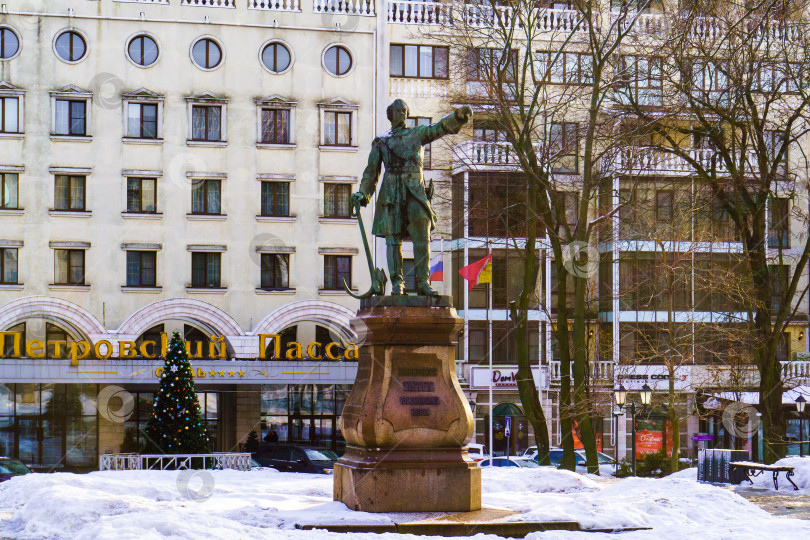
[334,445,482,513]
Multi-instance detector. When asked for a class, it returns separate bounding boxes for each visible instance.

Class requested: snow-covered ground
[0,459,808,539]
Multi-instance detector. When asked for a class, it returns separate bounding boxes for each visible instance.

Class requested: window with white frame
[187,94,227,144]
[319,98,358,148]
[123,90,163,140]
[0,96,20,133]
[51,86,92,137]
[256,97,296,146]
[0,83,23,135]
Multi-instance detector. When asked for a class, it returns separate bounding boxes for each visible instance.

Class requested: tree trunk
[512,177,552,465]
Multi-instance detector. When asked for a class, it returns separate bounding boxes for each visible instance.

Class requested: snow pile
[0,465,808,539]
[482,467,599,494]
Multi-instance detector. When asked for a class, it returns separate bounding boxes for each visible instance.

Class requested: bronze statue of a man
[351,99,472,296]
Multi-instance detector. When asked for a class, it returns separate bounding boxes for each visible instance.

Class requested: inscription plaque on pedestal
[333,296,481,513]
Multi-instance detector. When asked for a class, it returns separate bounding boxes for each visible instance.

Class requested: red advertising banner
[635,418,672,458]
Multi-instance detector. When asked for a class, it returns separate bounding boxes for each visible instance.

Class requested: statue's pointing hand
[456,106,473,123]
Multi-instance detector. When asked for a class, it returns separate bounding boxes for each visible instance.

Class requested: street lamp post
[614,384,653,476]
[797,395,806,458]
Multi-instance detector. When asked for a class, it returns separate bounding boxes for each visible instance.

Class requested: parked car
[252,445,338,474]
[478,456,540,468]
[524,446,617,476]
[0,457,31,482]
[466,443,490,462]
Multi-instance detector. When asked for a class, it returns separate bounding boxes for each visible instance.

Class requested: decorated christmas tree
[144,332,210,454]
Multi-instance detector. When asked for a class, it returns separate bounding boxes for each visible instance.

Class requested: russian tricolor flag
[429,255,443,281]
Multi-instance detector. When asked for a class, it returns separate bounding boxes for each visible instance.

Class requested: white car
[524,446,617,476]
[466,443,490,462]
[478,456,540,468]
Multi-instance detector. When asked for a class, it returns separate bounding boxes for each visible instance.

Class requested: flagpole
[488,241,493,465]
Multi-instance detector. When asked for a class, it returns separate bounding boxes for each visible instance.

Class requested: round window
[128,35,159,67]
[0,28,20,60]
[191,38,222,70]
[55,30,87,63]
[261,42,291,74]
[324,45,352,77]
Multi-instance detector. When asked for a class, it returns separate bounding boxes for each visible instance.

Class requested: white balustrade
[249,0,300,10]
[783,360,810,383]
[99,452,253,471]
[536,8,586,33]
[549,361,614,382]
[314,0,375,15]
[389,78,448,98]
[181,0,235,7]
[388,0,450,24]
[465,3,513,28]
[115,0,170,4]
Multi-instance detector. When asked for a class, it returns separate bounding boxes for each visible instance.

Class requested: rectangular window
[769,265,788,313]
[324,183,352,218]
[655,190,673,222]
[473,121,507,142]
[0,173,18,209]
[549,122,578,173]
[769,197,790,248]
[323,111,351,146]
[466,48,518,82]
[389,44,449,79]
[126,177,157,213]
[260,253,290,290]
[126,251,157,287]
[260,108,290,144]
[191,252,221,288]
[0,97,19,133]
[260,181,290,217]
[765,130,788,175]
[55,99,86,136]
[535,51,593,85]
[191,105,222,141]
[54,175,86,211]
[324,255,351,290]
[0,248,17,284]
[126,103,158,139]
[406,117,432,169]
[54,249,85,285]
[689,59,727,99]
[191,180,221,215]
[619,56,663,106]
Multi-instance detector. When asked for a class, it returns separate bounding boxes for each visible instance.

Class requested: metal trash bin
[697,449,749,484]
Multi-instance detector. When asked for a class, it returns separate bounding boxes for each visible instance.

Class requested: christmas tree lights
[144,331,210,454]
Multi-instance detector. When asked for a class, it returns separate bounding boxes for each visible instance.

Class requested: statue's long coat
[359,112,466,238]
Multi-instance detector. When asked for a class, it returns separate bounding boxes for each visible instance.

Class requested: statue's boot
[413,241,439,296]
[387,241,405,295]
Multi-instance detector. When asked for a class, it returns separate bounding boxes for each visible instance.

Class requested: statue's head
[387,99,409,126]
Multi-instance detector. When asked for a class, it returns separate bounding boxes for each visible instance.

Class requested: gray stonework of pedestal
[333,296,481,513]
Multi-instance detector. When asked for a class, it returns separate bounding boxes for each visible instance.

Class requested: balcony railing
[549,361,614,383]
[783,359,810,384]
[249,0,301,10]
[390,77,448,98]
[181,0,235,7]
[388,0,450,24]
[314,0,375,15]
[453,140,524,170]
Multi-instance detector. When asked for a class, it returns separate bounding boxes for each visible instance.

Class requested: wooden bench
[729,461,799,490]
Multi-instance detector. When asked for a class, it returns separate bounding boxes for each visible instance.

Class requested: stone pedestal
[334,296,481,513]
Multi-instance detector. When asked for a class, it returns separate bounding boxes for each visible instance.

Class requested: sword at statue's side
[343,199,387,299]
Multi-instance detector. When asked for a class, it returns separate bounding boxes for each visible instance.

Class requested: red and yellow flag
[458,254,492,290]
